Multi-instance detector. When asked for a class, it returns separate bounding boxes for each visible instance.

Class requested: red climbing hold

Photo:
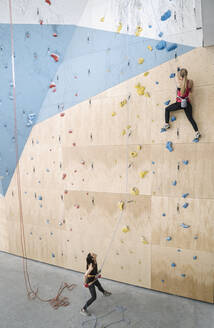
[53,33,58,37]
[52,88,56,93]
[50,53,59,62]
[62,173,67,180]
[60,113,65,117]
[45,0,51,5]
[39,19,43,25]
[68,130,73,134]
[75,93,78,97]
[72,142,76,147]
[64,190,68,194]
[74,170,77,173]
[49,82,56,88]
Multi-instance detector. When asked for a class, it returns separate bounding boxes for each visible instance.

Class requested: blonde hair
[180,68,188,96]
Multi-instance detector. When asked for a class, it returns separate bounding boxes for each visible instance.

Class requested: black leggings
[165,102,198,132]
[83,280,105,310]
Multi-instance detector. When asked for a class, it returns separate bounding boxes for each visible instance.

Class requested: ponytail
[180,68,188,96]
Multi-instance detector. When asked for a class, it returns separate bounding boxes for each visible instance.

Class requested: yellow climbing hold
[112,112,116,116]
[144,72,149,76]
[135,83,145,96]
[118,201,125,211]
[100,17,105,22]
[137,145,142,151]
[122,129,126,136]
[147,45,153,51]
[122,225,130,233]
[140,171,148,178]
[120,99,127,107]
[137,114,140,119]
[131,187,139,196]
[135,26,143,36]
[145,92,150,98]
[138,57,144,64]
[141,236,149,244]
[130,151,137,158]
[117,22,122,33]
[127,125,131,129]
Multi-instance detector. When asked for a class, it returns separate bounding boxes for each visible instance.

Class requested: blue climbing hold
[182,193,189,198]
[167,43,178,52]
[156,40,167,50]
[162,213,166,217]
[171,262,176,267]
[171,116,176,122]
[158,32,163,37]
[164,100,171,106]
[52,253,55,258]
[161,10,171,21]
[193,137,199,143]
[160,127,166,133]
[182,160,189,165]
[183,202,189,208]
[166,236,172,241]
[148,25,152,28]
[155,81,159,85]
[180,223,190,228]
[181,274,186,278]
[166,141,173,152]
[38,195,42,200]
[152,161,155,165]
[170,73,175,78]
[161,279,165,283]
[172,180,177,186]
[193,256,197,260]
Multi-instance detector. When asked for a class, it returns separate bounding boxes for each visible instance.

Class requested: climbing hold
[144,72,149,77]
[164,100,171,106]
[122,129,126,136]
[158,32,163,37]
[171,262,176,267]
[138,57,144,64]
[100,17,105,22]
[147,45,153,51]
[193,137,199,143]
[166,236,172,241]
[177,249,182,252]
[64,190,68,194]
[148,25,152,28]
[162,213,166,217]
[182,160,189,165]
[127,125,131,129]
[112,112,116,116]
[181,274,186,278]
[182,193,189,198]
[156,40,166,50]
[38,195,42,201]
[52,33,58,37]
[141,236,149,244]
[60,113,65,117]
[166,141,173,152]
[51,253,55,258]
[139,171,148,178]
[170,73,176,78]
[155,81,159,85]
[118,201,125,211]
[171,116,176,122]
[120,99,127,107]
[130,151,137,158]
[152,161,155,165]
[122,225,129,233]
[131,187,139,196]
[145,92,150,98]
[49,82,56,88]
[45,0,51,4]
[62,173,67,180]
[180,223,191,228]
[135,26,143,36]
[137,145,142,151]
[135,83,145,95]
[160,128,166,133]
[167,43,177,52]
[194,236,198,240]
[182,202,189,208]
[193,256,197,260]
[117,22,122,33]
[161,10,172,21]
[50,53,59,62]
[161,279,165,283]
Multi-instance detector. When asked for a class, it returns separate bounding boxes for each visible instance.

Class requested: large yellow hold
[138,57,144,64]
[120,99,127,107]
[130,151,137,158]
[131,187,139,196]
[122,225,130,233]
[135,83,145,96]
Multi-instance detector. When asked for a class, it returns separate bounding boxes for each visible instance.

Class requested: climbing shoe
[195,131,201,139]
[103,291,112,296]
[80,308,91,316]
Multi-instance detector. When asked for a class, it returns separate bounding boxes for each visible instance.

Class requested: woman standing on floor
[81,252,111,316]
[163,68,201,139]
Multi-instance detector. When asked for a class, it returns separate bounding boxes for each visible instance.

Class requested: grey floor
[0,252,213,328]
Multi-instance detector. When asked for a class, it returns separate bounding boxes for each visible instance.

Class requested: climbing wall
[0,1,213,303]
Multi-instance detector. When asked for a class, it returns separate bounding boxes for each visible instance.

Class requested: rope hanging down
[8,0,76,309]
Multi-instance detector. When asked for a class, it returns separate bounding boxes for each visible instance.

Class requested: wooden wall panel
[151,245,214,303]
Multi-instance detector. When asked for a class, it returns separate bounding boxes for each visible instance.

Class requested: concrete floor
[0,252,213,328]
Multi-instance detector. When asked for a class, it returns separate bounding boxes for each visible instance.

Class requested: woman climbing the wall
[80,252,111,316]
[163,68,201,139]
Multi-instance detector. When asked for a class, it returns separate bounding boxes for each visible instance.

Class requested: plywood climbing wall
[0,20,213,304]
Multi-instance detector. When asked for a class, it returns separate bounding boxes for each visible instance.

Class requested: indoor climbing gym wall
[0,0,213,304]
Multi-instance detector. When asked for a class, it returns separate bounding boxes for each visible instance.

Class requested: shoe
[103,291,112,296]
[164,123,170,129]
[80,308,91,316]
[195,131,201,139]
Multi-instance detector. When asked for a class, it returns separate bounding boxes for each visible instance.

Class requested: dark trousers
[165,102,198,132]
[83,280,105,310]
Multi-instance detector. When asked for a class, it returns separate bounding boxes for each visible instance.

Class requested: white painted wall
[201,0,214,46]
[0,0,203,46]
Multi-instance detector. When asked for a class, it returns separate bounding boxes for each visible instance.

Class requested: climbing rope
[8,0,76,309]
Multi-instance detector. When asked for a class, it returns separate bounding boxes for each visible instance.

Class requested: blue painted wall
[0,23,193,195]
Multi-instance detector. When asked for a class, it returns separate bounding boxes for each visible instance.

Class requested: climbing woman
[80,252,111,316]
[163,68,201,139]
